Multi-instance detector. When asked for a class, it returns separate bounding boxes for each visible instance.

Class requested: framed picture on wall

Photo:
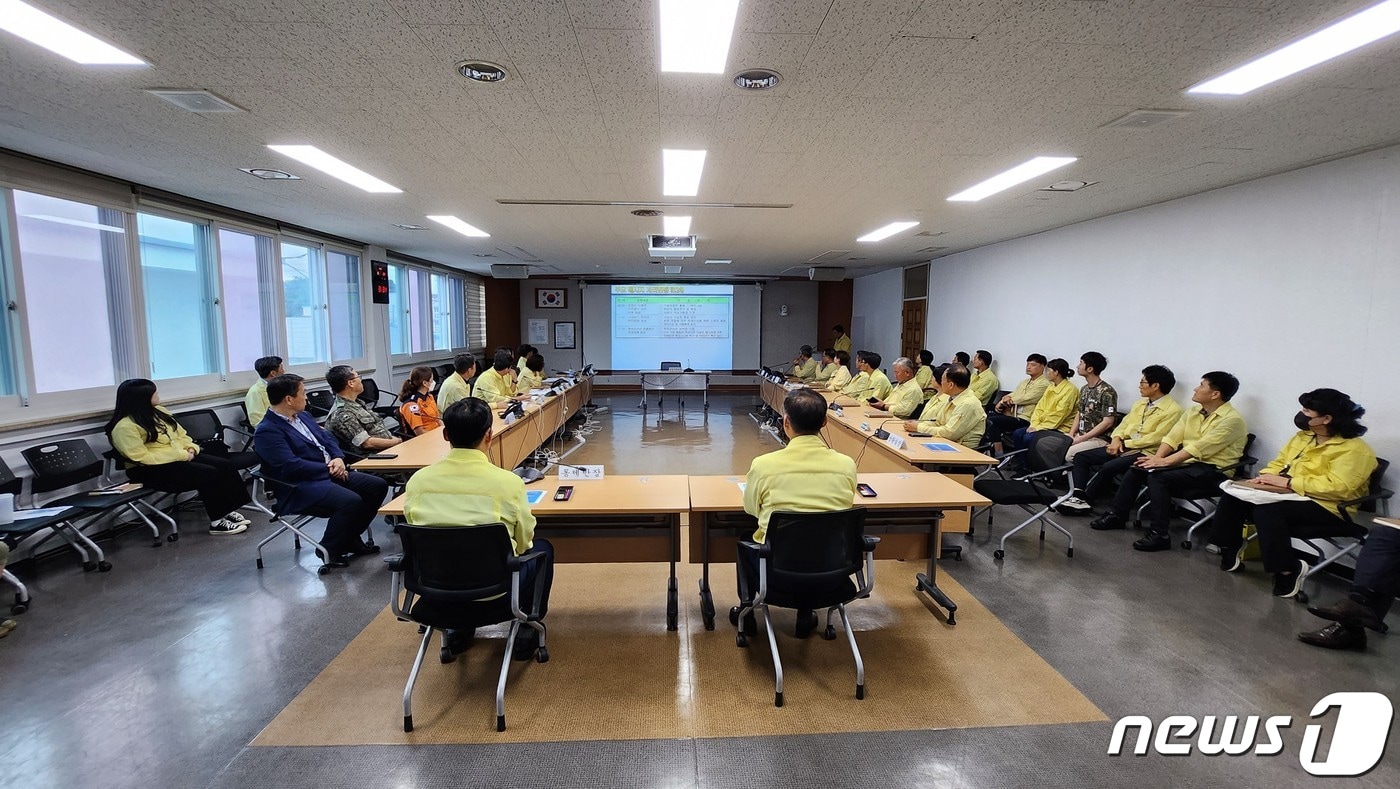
[553,321,576,350]
[536,288,567,309]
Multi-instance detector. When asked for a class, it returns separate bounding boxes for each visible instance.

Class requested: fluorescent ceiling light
[663,215,692,236]
[266,145,401,193]
[21,214,125,233]
[947,156,1078,202]
[662,149,707,196]
[426,215,490,238]
[1188,0,1400,95]
[0,0,146,65]
[659,0,740,73]
[857,221,919,243]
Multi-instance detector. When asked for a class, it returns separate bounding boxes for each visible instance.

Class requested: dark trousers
[520,538,555,620]
[985,414,1028,445]
[1109,464,1226,536]
[1210,495,1360,574]
[736,541,815,620]
[128,454,251,520]
[1071,448,1141,500]
[297,471,389,553]
[1351,526,1400,619]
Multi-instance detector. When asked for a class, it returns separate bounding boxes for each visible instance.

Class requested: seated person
[106,378,252,535]
[254,374,388,565]
[325,365,403,455]
[734,388,858,638]
[922,364,950,417]
[1008,358,1078,453]
[789,345,818,383]
[1211,389,1376,599]
[950,351,970,366]
[1090,372,1247,553]
[398,367,442,436]
[819,349,853,392]
[985,354,1048,452]
[515,344,536,376]
[969,350,999,408]
[475,347,523,406]
[840,350,892,402]
[244,355,284,428]
[914,350,935,393]
[1298,522,1400,650]
[437,353,477,410]
[812,349,839,386]
[516,353,546,395]
[1065,351,1118,462]
[903,364,986,448]
[1061,365,1181,514]
[403,398,555,659]
[870,357,924,418]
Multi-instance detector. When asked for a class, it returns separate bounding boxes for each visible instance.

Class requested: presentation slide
[609,284,734,369]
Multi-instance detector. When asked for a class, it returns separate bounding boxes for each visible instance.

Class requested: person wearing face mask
[1210,389,1377,600]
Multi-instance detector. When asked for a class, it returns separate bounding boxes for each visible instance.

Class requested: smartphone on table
[856,483,877,498]
[554,486,574,502]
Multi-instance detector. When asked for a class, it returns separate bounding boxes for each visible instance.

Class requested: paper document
[525,489,546,505]
[12,506,72,521]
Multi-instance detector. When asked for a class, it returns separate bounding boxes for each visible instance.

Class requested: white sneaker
[209,518,248,535]
[1058,496,1091,514]
[224,511,251,526]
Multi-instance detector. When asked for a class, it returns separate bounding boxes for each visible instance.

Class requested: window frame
[386,257,472,366]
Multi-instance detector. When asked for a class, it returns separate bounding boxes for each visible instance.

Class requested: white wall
[519,278,585,373]
[919,144,1400,480]
[759,281,818,367]
[851,268,903,373]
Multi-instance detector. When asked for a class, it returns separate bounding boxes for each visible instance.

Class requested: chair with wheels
[733,507,878,707]
[389,523,549,732]
[972,433,1076,561]
[173,409,259,468]
[22,439,178,553]
[1132,434,1258,549]
[1292,457,1394,605]
[0,456,97,586]
[248,453,343,575]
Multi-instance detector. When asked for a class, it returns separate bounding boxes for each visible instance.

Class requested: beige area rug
[253,559,1106,745]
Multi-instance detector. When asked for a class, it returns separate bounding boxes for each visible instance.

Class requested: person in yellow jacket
[985,353,1049,452]
[838,350,892,402]
[914,350,935,393]
[105,379,252,535]
[1061,365,1182,514]
[1091,371,1248,553]
[813,349,839,385]
[244,355,283,427]
[788,345,819,383]
[904,364,986,448]
[403,397,554,660]
[819,349,853,392]
[1210,389,1377,598]
[515,353,546,395]
[474,347,524,406]
[1009,358,1078,452]
[969,350,999,408]
[870,357,925,418]
[437,353,476,410]
[734,388,857,638]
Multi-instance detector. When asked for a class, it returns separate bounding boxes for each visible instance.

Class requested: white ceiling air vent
[807,250,852,264]
[1102,109,1191,129]
[915,230,946,238]
[147,89,244,112]
[808,267,845,281]
[664,265,683,274]
[1039,180,1096,192]
[240,168,300,180]
[489,264,530,279]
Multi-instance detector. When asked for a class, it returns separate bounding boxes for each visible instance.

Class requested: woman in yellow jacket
[104,379,252,535]
[1211,388,1377,599]
[515,353,545,395]
[1009,358,1078,453]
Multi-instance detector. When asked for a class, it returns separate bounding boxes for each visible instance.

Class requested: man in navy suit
[254,373,389,566]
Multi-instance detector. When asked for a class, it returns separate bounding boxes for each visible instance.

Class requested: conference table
[352,375,593,474]
[639,369,710,409]
[380,475,690,631]
[688,472,990,627]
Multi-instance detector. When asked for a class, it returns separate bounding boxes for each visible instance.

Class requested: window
[326,250,363,361]
[217,229,279,372]
[386,260,468,358]
[464,277,487,350]
[386,262,410,355]
[430,272,464,350]
[138,213,218,379]
[409,268,431,353]
[11,190,125,393]
[280,240,327,365]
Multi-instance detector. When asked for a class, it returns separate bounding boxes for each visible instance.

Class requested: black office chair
[22,438,178,553]
[972,433,1075,561]
[173,409,260,468]
[389,524,549,732]
[305,390,336,420]
[660,361,682,371]
[985,389,1009,413]
[1292,457,1394,605]
[248,448,353,575]
[1132,433,1258,549]
[733,508,878,707]
[358,377,400,418]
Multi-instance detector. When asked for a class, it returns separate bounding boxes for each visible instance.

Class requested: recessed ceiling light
[857,221,919,243]
[733,69,781,90]
[662,149,707,196]
[240,168,300,180]
[426,215,490,238]
[659,0,740,73]
[148,89,243,112]
[0,0,146,65]
[456,60,508,83]
[631,209,663,217]
[393,223,425,230]
[1039,180,1095,192]
[1188,0,1400,95]
[267,145,401,193]
[947,156,1077,202]
[473,253,495,257]
[663,215,691,236]
[1102,109,1191,129]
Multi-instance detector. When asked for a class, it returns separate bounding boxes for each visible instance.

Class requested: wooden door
[901,298,926,361]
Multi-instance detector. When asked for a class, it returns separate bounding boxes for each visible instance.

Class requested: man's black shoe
[795,609,819,639]
[1298,622,1367,650]
[728,605,758,635]
[1132,532,1172,552]
[511,627,541,661]
[1307,597,1385,631]
[1090,513,1125,531]
[316,550,350,568]
[347,542,381,557]
[445,628,475,654]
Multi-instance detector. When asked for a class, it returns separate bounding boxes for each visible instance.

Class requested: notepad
[922,442,958,452]
[525,489,546,505]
